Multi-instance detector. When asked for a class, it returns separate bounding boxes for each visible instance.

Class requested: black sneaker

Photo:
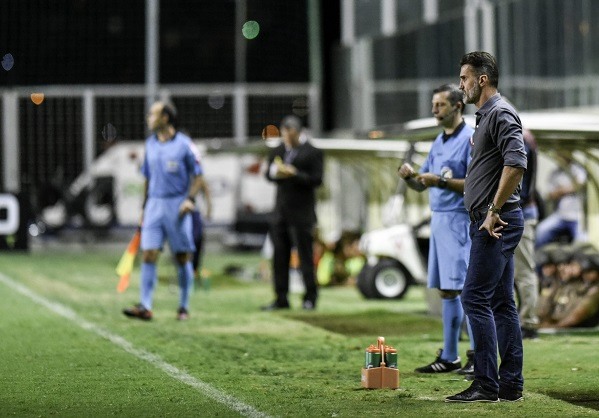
[445,382,499,403]
[457,350,474,376]
[414,349,461,373]
[521,327,538,340]
[176,307,189,321]
[123,303,153,321]
[260,301,290,311]
[499,387,524,402]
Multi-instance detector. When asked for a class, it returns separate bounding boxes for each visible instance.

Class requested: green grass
[1,249,598,417]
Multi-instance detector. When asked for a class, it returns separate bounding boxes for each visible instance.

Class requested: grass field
[1,248,598,417]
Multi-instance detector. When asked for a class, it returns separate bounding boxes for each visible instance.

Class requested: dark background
[0,0,342,84]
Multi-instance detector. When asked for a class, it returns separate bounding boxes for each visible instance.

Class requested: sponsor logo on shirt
[441,166,453,179]
[166,160,179,172]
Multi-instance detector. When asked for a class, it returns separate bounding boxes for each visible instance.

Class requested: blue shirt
[420,121,474,212]
[141,132,202,199]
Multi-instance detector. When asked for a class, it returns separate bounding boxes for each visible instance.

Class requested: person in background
[535,154,586,248]
[398,84,475,376]
[316,231,365,286]
[187,142,212,280]
[537,247,576,326]
[537,245,599,328]
[514,130,540,339]
[552,253,599,328]
[123,101,203,321]
[535,244,561,289]
[262,115,323,311]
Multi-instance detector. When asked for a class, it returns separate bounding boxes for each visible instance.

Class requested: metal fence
[335,0,599,132]
[1,83,320,193]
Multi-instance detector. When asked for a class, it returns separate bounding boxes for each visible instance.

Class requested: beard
[463,83,481,104]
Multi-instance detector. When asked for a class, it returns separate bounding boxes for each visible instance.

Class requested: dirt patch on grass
[285,310,441,337]
[544,390,599,411]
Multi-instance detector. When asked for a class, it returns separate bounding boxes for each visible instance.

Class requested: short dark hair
[280,115,303,131]
[433,84,465,113]
[161,102,178,128]
[460,51,499,88]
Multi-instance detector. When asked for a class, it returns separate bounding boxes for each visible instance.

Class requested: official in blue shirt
[398,84,474,375]
[123,101,203,321]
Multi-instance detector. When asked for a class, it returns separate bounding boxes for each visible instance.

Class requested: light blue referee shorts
[427,211,471,290]
[141,196,196,253]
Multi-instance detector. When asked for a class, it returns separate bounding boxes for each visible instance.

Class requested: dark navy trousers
[461,208,525,394]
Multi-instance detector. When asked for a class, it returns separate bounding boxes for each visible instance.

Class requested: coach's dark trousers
[461,209,525,394]
[271,220,317,305]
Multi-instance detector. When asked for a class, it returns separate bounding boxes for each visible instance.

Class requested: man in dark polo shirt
[446,52,527,404]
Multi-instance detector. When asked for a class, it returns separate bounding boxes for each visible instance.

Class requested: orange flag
[115,230,141,293]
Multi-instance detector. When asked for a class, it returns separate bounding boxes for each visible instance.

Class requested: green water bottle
[365,345,381,369]
[385,346,398,368]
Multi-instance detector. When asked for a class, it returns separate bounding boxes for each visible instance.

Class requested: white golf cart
[357,214,430,300]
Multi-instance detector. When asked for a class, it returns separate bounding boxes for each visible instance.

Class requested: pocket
[501,224,525,257]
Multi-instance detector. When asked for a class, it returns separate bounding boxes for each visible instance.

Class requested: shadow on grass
[544,390,599,411]
[285,310,441,337]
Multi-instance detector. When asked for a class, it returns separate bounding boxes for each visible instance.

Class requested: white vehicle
[33,140,275,248]
[357,222,429,299]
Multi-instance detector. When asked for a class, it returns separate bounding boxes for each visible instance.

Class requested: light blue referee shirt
[141,132,202,198]
[419,121,474,212]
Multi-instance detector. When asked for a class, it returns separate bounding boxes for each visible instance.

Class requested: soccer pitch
[1,249,598,417]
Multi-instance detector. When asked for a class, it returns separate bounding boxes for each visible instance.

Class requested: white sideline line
[0,272,271,418]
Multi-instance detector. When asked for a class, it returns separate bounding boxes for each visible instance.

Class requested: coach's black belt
[468,201,520,222]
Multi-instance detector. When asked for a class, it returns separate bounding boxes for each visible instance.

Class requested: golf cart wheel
[357,263,376,299]
[369,259,411,299]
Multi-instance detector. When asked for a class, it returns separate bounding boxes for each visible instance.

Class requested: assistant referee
[123,101,203,321]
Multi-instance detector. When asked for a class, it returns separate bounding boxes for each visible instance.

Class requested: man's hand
[397,163,416,179]
[479,211,508,239]
[276,164,297,178]
[178,198,195,217]
[417,173,440,188]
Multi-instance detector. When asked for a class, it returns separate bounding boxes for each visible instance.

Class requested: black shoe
[176,307,189,321]
[261,301,290,311]
[521,327,538,340]
[123,303,153,321]
[445,382,498,403]
[457,350,474,376]
[414,349,461,373]
[302,300,316,310]
[499,387,524,402]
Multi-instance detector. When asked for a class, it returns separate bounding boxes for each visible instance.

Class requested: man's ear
[479,74,488,87]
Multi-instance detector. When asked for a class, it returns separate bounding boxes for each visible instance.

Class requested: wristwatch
[487,202,501,214]
[437,176,448,189]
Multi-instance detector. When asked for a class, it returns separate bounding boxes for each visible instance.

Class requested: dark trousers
[191,211,204,273]
[271,221,317,305]
[461,209,525,394]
